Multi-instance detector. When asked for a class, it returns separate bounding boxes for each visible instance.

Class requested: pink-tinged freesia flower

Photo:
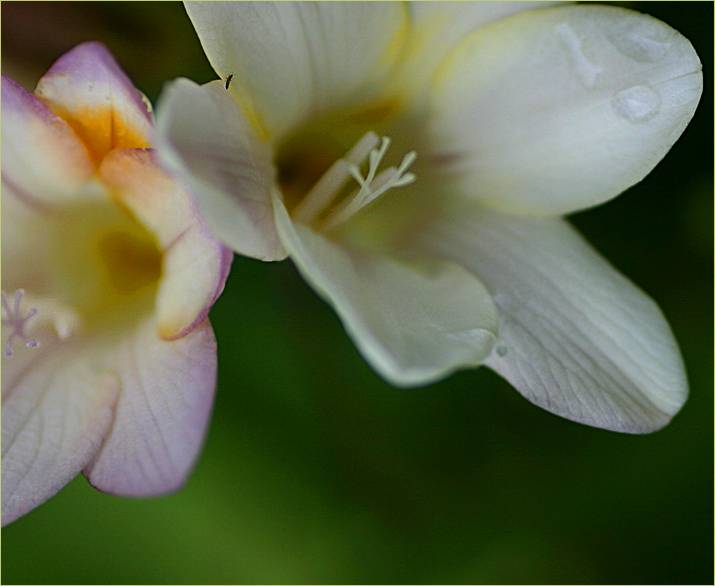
[156,2,701,433]
[2,42,231,525]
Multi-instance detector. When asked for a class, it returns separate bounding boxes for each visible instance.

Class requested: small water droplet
[608,20,673,63]
[496,345,508,357]
[556,23,602,88]
[611,85,661,123]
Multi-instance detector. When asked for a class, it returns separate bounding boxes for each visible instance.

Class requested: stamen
[293,131,380,224]
[2,289,40,357]
[322,146,417,231]
[354,135,391,191]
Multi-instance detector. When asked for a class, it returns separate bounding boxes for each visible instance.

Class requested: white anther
[293,131,379,224]
[322,146,417,231]
[291,131,417,230]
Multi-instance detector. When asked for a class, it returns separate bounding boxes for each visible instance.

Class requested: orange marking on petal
[43,103,151,165]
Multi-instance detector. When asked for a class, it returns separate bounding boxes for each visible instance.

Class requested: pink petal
[2,75,94,208]
[34,41,153,162]
[84,316,217,496]
[2,340,120,526]
[99,148,231,340]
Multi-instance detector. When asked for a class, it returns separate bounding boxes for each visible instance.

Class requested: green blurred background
[2,2,712,583]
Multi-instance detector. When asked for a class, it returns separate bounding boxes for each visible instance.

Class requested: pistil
[2,289,40,357]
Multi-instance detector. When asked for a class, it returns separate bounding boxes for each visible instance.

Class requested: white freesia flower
[156,2,702,433]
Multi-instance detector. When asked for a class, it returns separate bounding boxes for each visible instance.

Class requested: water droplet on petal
[608,21,673,63]
[496,345,508,357]
[612,85,661,123]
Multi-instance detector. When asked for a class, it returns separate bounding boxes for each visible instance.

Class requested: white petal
[273,195,498,386]
[156,79,285,261]
[418,201,687,433]
[429,5,702,215]
[184,1,408,136]
[84,316,216,496]
[394,2,554,98]
[2,342,119,525]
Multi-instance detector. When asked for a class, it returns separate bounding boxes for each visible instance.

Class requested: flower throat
[276,126,417,232]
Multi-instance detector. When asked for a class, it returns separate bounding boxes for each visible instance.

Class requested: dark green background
[2,2,712,584]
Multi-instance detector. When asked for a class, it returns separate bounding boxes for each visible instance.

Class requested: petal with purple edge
[2,341,119,526]
[2,75,94,207]
[35,41,153,163]
[99,148,231,340]
[84,316,217,497]
[415,200,687,433]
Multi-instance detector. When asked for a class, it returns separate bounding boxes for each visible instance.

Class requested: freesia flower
[2,42,231,525]
[156,3,702,433]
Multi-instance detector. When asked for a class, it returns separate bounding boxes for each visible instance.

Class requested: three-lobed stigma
[2,289,40,357]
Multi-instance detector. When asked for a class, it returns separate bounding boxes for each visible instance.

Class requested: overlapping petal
[184,1,409,137]
[2,340,119,526]
[99,148,231,340]
[2,76,95,207]
[273,196,498,386]
[35,41,153,163]
[393,2,553,98]
[156,79,284,261]
[417,200,687,432]
[84,316,217,496]
[429,5,702,216]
